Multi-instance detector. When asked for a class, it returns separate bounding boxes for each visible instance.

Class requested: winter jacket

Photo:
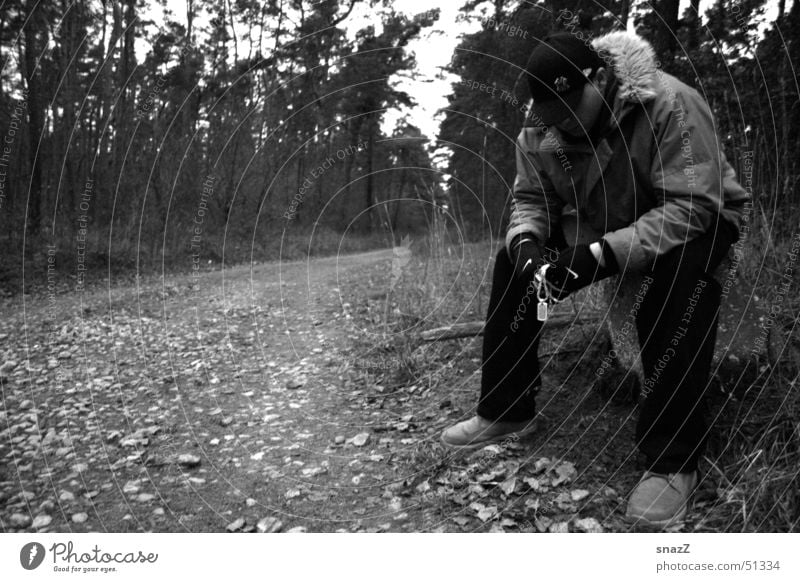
[506,31,750,271]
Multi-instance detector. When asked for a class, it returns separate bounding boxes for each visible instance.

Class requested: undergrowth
[353,215,799,532]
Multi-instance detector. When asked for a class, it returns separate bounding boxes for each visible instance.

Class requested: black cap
[525,33,601,125]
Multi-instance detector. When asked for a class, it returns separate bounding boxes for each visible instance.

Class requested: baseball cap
[525,33,602,125]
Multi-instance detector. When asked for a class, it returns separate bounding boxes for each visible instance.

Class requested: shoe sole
[624,503,689,529]
[439,421,539,452]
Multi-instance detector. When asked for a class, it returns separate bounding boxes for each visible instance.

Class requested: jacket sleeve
[505,130,564,256]
[602,85,729,271]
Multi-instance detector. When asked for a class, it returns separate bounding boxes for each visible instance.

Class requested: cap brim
[529,90,583,126]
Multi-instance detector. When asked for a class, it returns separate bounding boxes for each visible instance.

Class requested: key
[537,300,548,322]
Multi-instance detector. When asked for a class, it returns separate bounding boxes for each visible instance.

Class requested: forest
[0,0,798,536]
[0,0,797,282]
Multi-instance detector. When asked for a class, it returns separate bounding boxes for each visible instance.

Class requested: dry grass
[360,214,799,532]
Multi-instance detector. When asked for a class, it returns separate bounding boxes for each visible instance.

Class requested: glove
[544,241,618,300]
[509,234,543,280]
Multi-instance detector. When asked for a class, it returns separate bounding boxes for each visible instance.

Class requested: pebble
[352,432,370,447]
[123,480,141,494]
[32,514,52,529]
[59,491,75,502]
[334,435,345,445]
[71,513,89,524]
[137,493,156,502]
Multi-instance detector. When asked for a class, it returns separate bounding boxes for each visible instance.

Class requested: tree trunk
[22,1,44,236]
[365,129,375,232]
[619,0,630,30]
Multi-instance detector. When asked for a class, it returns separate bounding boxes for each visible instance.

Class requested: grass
[0,223,389,297]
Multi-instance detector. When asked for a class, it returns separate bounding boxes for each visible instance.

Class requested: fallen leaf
[571,489,590,502]
[551,461,577,486]
[533,457,551,474]
[257,516,283,533]
[554,492,575,511]
[524,498,540,513]
[523,477,543,492]
[574,517,603,533]
[499,476,517,496]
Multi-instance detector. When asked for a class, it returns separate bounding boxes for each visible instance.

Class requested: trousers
[476,220,738,473]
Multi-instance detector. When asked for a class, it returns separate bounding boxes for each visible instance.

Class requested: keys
[535,266,550,322]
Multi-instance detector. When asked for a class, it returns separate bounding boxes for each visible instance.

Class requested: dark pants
[477,220,738,473]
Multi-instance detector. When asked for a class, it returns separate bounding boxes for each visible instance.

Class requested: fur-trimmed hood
[591,31,659,103]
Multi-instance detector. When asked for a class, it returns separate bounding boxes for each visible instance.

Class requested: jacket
[506,31,750,271]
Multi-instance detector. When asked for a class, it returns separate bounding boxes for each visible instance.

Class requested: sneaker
[440,415,538,450]
[625,471,698,528]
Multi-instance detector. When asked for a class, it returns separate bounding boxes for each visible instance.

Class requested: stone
[256,516,283,533]
[352,432,370,447]
[71,513,89,524]
[123,480,141,494]
[32,514,52,529]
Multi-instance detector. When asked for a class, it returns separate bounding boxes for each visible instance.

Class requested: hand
[509,234,543,280]
[544,242,617,300]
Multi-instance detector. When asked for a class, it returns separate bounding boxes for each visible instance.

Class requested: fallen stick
[420,313,602,341]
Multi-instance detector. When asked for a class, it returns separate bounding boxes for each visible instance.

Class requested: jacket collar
[591,31,659,104]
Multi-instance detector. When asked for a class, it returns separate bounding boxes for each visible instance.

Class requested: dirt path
[1,249,695,532]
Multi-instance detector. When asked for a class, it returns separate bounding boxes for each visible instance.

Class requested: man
[440,31,750,528]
